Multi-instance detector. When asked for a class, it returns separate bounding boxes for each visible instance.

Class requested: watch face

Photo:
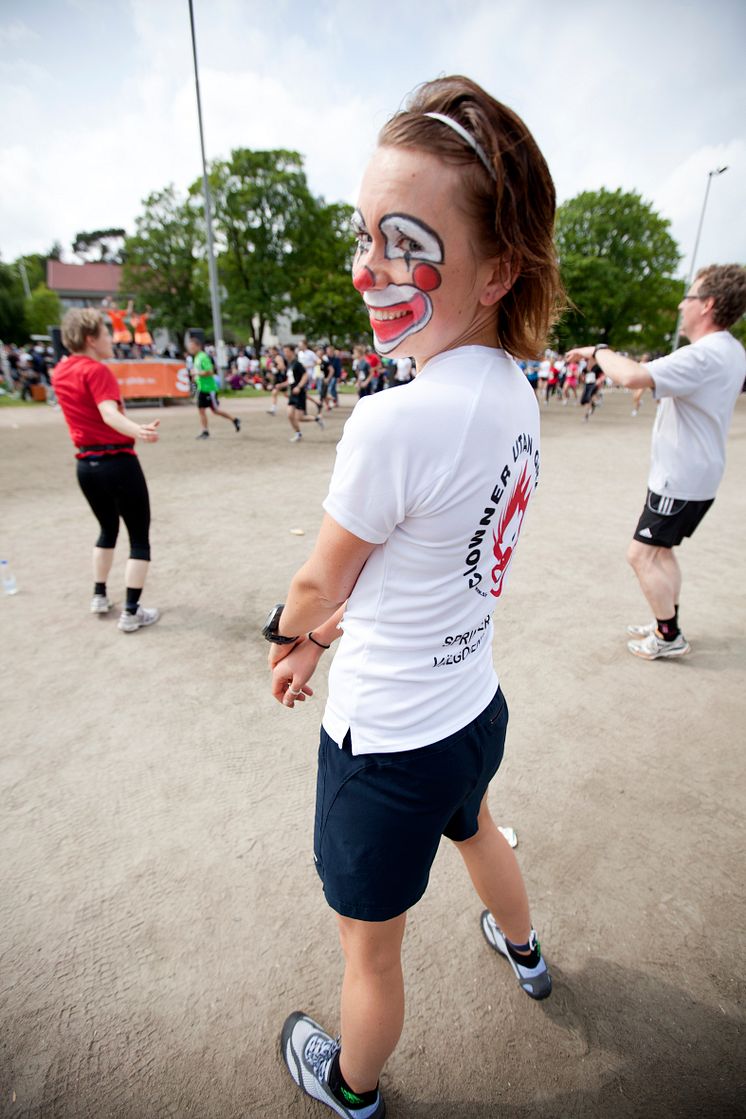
[263,603,284,639]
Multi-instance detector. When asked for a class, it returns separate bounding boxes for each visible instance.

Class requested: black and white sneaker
[280,1011,385,1118]
[480,911,552,1000]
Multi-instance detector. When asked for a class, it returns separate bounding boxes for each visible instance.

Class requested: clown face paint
[352,147,499,364]
[352,210,444,355]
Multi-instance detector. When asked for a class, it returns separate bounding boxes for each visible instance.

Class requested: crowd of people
[518,350,661,420]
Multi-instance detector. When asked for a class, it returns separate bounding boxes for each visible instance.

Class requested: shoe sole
[480,911,552,1000]
[627,640,690,660]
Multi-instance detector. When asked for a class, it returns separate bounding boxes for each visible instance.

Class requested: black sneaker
[280,1011,385,1118]
[196,430,209,440]
[480,912,552,1000]
[233,417,241,432]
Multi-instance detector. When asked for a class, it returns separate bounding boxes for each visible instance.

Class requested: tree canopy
[555,188,681,352]
[73,228,126,263]
[24,283,61,336]
[122,186,211,343]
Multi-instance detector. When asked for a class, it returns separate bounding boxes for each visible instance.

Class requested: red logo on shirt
[490,464,532,598]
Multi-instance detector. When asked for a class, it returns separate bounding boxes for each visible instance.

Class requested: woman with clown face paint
[265,75,562,1117]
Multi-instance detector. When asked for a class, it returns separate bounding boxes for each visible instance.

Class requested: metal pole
[188,0,225,374]
[18,258,31,299]
[670,166,728,351]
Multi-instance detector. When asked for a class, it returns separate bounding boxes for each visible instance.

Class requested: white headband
[423,112,497,181]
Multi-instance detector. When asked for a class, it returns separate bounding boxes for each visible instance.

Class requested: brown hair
[61,308,105,354]
[695,264,746,330]
[378,76,563,359]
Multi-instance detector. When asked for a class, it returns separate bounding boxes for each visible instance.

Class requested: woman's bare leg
[454,797,531,946]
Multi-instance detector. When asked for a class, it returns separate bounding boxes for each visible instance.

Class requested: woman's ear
[480,256,519,306]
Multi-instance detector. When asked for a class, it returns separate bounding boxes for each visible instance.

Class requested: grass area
[0,394,37,407]
[220,383,358,398]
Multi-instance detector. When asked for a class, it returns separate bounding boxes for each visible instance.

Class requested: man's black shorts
[288,389,306,410]
[197,390,219,410]
[313,687,508,922]
[633,489,714,548]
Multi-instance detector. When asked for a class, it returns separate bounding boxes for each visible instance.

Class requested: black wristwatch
[262,603,299,645]
[593,344,610,359]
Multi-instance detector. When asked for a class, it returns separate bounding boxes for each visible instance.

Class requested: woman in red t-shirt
[53,308,161,633]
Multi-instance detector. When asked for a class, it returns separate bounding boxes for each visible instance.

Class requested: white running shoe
[90,594,112,614]
[118,606,160,633]
[280,1012,385,1118]
[627,632,690,660]
[626,620,657,637]
[480,911,552,1000]
[289,432,302,442]
[315,415,325,430]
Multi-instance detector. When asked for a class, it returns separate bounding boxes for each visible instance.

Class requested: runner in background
[53,308,161,634]
[187,335,241,440]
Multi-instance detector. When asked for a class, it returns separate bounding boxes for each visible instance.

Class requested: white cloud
[0,19,38,46]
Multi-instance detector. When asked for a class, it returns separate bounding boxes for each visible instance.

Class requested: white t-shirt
[298,348,317,373]
[645,331,745,500]
[236,354,250,374]
[395,356,413,382]
[321,345,540,755]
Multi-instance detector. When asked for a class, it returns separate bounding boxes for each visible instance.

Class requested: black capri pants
[76,453,151,560]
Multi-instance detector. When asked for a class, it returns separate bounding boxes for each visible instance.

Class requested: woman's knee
[337,914,406,974]
[96,525,119,549]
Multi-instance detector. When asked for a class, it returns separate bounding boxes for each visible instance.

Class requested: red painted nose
[352,266,375,293]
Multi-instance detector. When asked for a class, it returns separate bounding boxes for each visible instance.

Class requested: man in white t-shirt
[568,264,746,660]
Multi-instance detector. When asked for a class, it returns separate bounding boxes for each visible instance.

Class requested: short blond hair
[61,308,105,354]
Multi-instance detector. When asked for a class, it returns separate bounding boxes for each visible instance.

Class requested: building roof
[47,261,123,295]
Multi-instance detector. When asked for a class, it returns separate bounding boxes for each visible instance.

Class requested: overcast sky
[1,0,744,280]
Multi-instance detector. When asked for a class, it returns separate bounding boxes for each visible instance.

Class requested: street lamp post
[671,165,728,351]
[188,0,225,373]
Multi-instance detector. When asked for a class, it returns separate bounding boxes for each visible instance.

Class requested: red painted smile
[368,292,428,344]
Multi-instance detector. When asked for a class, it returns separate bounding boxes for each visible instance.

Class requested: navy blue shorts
[313,687,508,922]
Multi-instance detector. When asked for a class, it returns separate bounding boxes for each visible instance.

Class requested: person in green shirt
[187,336,241,440]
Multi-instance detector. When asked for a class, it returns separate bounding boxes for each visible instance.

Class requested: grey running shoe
[118,606,160,633]
[627,632,690,660]
[90,594,112,614]
[315,415,325,430]
[626,621,656,637]
[196,430,209,440]
[480,911,552,1000]
[280,1012,385,1118]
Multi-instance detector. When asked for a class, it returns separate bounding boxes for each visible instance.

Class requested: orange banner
[108,360,191,399]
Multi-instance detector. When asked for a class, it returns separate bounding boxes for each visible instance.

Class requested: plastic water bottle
[1,560,18,595]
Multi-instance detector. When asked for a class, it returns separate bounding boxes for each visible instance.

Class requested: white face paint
[352,147,498,365]
[352,211,445,355]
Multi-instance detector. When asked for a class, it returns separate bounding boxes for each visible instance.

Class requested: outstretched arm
[566,346,654,390]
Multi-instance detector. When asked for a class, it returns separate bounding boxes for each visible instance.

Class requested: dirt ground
[1,385,744,1119]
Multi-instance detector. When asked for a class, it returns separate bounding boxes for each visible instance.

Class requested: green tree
[291,201,371,344]
[73,228,126,263]
[205,149,319,352]
[0,257,26,341]
[555,188,681,352]
[24,283,62,336]
[122,185,211,343]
